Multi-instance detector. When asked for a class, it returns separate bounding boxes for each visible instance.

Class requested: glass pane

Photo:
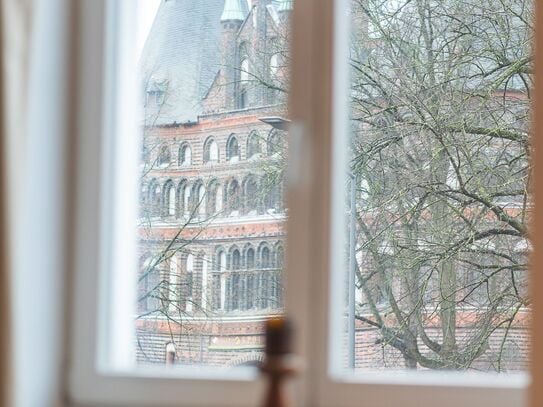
[339,0,532,372]
[133,0,291,367]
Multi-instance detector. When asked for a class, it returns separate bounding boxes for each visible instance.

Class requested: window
[149,181,161,217]
[243,175,259,214]
[182,182,191,216]
[246,247,255,269]
[260,245,270,269]
[267,130,283,157]
[179,143,192,166]
[192,182,205,216]
[203,137,219,163]
[157,144,171,167]
[206,179,222,216]
[69,0,532,406]
[226,135,240,161]
[246,131,261,159]
[163,180,176,216]
[227,179,241,214]
[231,248,241,271]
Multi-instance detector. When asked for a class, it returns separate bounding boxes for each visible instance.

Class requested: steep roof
[140,0,226,125]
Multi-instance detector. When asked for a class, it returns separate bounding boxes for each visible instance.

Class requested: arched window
[238,45,250,109]
[231,249,241,271]
[207,181,224,216]
[244,176,259,214]
[158,145,171,167]
[203,138,219,163]
[179,144,192,166]
[183,184,191,216]
[217,251,226,272]
[163,181,176,216]
[226,136,240,162]
[247,131,261,159]
[246,248,255,269]
[228,180,241,213]
[150,182,161,216]
[261,246,270,269]
[197,184,205,216]
[264,180,282,213]
[267,131,283,156]
[275,246,284,268]
[216,184,223,214]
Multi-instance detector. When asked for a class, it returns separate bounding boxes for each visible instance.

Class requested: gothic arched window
[275,245,284,269]
[247,131,261,159]
[179,143,192,166]
[158,145,171,167]
[217,250,226,272]
[197,184,205,216]
[203,138,219,163]
[261,246,271,269]
[150,182,161,216]
[163,181,176,216]
[226,135,240,161]
[231,249,241,271]
[267,131,283,156]
[246,248,255,269]
[182,183,191,216]
[244,176,259,214]
[227,179,241,213]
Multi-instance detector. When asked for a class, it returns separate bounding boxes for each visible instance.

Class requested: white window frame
[66,0,533,407]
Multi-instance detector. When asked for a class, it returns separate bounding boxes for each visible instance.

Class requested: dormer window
[145,77,168,108]
[155,91,165,106]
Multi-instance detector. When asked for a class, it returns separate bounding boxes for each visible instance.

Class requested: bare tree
[350,0,532,370]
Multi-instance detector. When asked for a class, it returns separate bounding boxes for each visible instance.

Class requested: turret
[220,0,248,109]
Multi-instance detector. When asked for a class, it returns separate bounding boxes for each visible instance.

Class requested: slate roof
[140,0,228,125]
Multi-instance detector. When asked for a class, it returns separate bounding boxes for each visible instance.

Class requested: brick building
[136,0,291,366]
[135,0,530,371]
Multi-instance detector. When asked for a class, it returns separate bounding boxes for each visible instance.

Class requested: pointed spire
[221,0,248,22]
[277,0,293,12]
